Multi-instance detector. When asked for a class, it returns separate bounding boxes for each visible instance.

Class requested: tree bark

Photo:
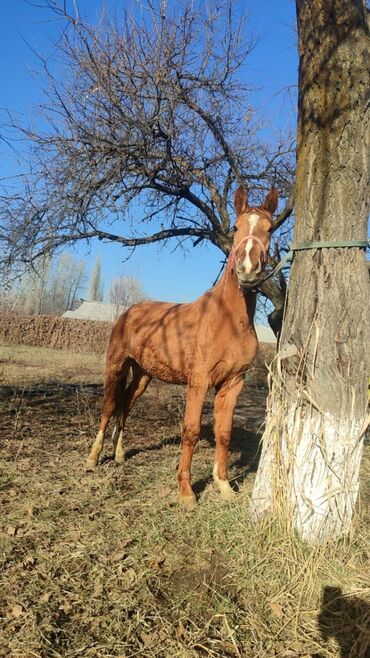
[251,0,369,542]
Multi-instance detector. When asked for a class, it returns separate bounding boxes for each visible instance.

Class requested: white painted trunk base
[251,401,365,542]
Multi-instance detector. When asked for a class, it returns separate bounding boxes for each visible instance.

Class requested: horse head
[230,186,278,289]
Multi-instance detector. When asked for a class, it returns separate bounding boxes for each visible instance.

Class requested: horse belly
[124,301,197,384]
[133,346,188,385]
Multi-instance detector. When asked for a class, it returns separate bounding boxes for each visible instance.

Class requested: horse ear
[234,187,248,215]
[263,188,278,215]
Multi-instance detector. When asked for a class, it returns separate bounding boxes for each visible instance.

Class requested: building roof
[63,300,277,343]
[255,325,276,344]
[62,300,126,322]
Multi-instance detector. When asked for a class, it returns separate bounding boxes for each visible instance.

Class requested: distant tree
[23,254,51,316]
[0,0,295,333]
[108,274,148,316]
[251,0,369,542]
[88,257,104,302]
[65,258,87,310]
[0,252,86,315]
[46,253,87,313]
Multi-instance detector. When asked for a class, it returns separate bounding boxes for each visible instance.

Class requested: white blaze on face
[241,213,260,274]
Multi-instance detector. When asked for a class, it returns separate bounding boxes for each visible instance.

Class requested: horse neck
[214,261,257,326]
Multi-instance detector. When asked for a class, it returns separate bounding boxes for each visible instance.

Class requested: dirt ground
[0,342,266,485]
[1,342,369,658]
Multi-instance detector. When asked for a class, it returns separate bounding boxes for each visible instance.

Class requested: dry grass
[0,343,104,386]
[0,342,369,658]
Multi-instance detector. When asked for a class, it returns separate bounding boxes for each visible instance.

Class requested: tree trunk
[251,0,369,542]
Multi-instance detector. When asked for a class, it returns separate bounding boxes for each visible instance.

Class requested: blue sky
[0,0,298,305]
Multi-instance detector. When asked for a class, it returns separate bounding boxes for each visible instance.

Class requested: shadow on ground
[1,379,267,499]
[313,586,370,658]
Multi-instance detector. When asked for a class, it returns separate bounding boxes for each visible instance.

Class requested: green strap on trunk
[290,239,369,251]
[260,239,369,284]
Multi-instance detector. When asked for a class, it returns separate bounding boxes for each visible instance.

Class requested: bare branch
[272,185,296,233]
[0,0,295,325]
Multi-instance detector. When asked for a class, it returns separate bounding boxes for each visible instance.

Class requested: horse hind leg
[112,362,152,465]
[110,381,127,464]
[85,358,131,470]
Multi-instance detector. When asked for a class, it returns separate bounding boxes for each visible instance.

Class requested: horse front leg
[213,377,244,499]
[178,381,208,509]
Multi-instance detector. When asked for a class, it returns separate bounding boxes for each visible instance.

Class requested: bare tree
[251,0,369,542]
[2,252,87,315]
[88,256,104,302]
[23,254,51,315]
[46,253,87,313]
[108,274,148,316]
[65,258,87,310]
[0,0,295,331]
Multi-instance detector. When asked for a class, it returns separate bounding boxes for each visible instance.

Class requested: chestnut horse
[86,187,278,508]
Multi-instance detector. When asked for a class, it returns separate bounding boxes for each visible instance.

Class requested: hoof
[114,452,125,465]
[179,494,197,510]
[215,480,237,500]
[85,458,98,471]
[220,487,237,501]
